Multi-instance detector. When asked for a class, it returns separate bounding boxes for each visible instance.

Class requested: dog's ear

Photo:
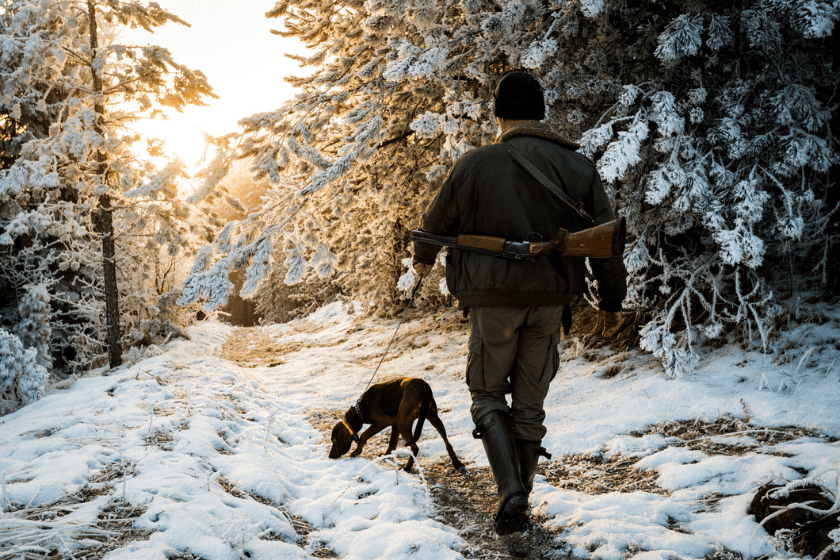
[331,422,344,442]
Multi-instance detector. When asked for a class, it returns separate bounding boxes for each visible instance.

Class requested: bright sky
[123,1,307,166]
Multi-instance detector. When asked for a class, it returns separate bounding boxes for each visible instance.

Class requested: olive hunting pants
[466,306,564,442]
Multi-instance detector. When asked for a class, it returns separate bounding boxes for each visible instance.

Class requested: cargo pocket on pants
[540,332,562,385]
[466,336,483,391]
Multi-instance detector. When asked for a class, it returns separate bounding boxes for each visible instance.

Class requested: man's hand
[413,262,432,281]
[594,309,623,339]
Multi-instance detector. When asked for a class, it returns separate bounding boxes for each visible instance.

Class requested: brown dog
[328,377,465,472]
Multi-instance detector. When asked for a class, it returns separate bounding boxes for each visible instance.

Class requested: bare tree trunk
[1,117,16,170]
[826,32,840,297]
[88,0,122,368]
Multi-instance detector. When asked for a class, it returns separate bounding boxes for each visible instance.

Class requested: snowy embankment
[1,301,839,560]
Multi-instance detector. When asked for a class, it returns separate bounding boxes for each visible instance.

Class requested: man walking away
[412,72,627,535]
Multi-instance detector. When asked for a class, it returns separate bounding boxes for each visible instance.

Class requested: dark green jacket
[414,121,627,310]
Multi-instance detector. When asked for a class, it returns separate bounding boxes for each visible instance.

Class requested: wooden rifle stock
[563,217,626,258]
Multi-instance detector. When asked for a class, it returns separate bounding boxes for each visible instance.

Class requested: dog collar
[341,419,360,442]
[353,399,363,423]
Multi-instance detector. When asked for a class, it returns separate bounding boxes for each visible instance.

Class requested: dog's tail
[405,399,431,447]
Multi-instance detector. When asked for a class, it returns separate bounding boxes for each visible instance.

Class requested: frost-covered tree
[181,0,838,375]
[0,0,216,374]
[0,327,48,415]
[566,0,839,375]
[15,283,51,369]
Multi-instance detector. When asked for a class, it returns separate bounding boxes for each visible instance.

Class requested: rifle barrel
[411,231,460,248]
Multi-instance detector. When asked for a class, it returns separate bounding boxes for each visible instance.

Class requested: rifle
[412,217,626,260]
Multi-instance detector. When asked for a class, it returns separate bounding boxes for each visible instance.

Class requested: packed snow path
[1,302,839,559]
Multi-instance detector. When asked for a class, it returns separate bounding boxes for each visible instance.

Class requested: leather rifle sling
[500,143,594,337]
[500,143,597,228]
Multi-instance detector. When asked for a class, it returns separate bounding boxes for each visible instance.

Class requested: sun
[118,0,310,179]
[141,117,209,167]
[117,0,308,170]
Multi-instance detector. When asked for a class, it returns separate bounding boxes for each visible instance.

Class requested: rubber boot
[472,410,528,535]
[516,439,552,495]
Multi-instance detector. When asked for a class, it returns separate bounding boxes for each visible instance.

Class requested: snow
[2,303,840,559]
[538,489,709,560]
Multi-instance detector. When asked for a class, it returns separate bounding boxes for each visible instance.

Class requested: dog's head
[329,406,361,459]
[328,420,353,458]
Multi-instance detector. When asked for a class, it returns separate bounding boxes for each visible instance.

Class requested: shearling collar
[497,120,580,150]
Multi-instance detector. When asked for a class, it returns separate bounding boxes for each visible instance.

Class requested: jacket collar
[497,120,580,150]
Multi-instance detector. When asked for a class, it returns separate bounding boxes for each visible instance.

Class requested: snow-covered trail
[0,309,466,560]
[2,301,840,560]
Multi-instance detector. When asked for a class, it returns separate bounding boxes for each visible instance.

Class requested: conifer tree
[0,0,216,374]
[0,327,48,414]
[182,0,838,375]
[15,283,51,369]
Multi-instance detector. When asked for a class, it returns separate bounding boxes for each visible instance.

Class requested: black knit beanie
[493,72,545,120]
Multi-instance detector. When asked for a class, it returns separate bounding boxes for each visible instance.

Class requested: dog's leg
[396,418,420,472]
[349,422,388,457]
[428,407,466,472]
[382,424,399,455]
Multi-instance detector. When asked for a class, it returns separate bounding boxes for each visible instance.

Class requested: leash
[339,277,424,452]
[360,277,424,393]
[327,277,439,505]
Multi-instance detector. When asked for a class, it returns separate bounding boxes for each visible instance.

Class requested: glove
[413,262,432,280]
[594,309,623,339]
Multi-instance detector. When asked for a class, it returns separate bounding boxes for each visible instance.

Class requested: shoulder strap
[500,143,597,227]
